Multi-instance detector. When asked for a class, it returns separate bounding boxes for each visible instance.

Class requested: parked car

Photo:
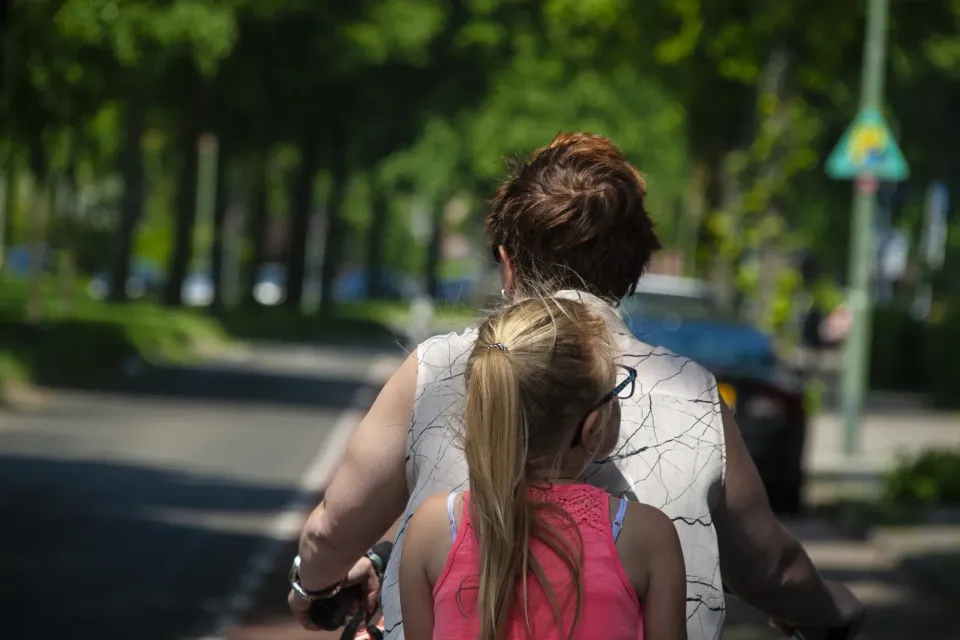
[622,274,808,514]
[182,271,214,307]
[5,244,54,277]
[253,262,287,306]
[435,276,478,303]
[87,260,165,301]
[335,267,414,302]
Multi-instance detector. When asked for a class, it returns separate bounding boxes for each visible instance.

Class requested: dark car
[622,275,807,514]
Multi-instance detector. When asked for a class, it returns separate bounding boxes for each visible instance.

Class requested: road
[0,343,403,640]
[723,520,960,640]
[3,340,957,640]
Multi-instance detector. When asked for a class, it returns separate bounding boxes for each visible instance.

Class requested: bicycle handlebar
[308,541,394,636]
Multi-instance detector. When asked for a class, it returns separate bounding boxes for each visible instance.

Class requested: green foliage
[54,0,238,74]
[0,277,226,383]
[344,0,446,65]
[870,306,929,393]
[4,0,960,355]
[865,304,960,407]
[884,448,960,508]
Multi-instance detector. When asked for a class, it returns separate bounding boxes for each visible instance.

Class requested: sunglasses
[571,365,637,447]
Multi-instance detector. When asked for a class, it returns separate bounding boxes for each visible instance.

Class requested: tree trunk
[683,163,710,276]
[164,112,201,307]
[0,6,16,273]
[109,95,144,302]
[26,140,46,324]
[57,158,78,315]
[752,45,792,330]
[319,128,347,315]
[243,152,268,308]
[711,155,740,316]
[424,199,444,300]
[365,186,388,299]
[285,125,320,310]
[210,138,229,312]
[1,154,17,275]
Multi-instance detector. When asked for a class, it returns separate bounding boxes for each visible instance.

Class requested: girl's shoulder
[405,492,460,584]
[614,499,682,596]
[408,492,457,543]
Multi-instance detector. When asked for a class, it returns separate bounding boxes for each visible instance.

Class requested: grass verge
[0,278,481,403]
[216,300,478,347]
[0,279,228,397]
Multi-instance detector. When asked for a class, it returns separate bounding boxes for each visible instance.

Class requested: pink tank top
[432,484,644,640]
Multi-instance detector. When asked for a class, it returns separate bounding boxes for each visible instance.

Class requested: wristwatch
[288,555,343,602]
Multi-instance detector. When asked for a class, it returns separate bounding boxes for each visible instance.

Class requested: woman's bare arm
[297,351,417,590]
[713,401,863,626]
[627,503,687,640]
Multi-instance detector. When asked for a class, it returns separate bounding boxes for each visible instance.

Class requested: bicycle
[309,541,392,640]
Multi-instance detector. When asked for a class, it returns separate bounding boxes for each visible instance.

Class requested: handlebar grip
[370,541,394,567]
[308,541,394,631]
[309,584,364,630]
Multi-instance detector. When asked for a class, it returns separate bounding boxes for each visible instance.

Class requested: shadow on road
[0,453,309,640]
[32,359,385,411]
[228,518,401,640]
[724,521,960,640]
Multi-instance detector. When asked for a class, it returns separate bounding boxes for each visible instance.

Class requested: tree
[52,0,238,305]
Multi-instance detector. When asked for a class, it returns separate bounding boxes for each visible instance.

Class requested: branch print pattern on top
[381,292,727,640]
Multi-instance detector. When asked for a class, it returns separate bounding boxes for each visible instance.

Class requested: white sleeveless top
[381,292,727,640]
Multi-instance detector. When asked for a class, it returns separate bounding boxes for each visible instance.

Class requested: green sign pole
[840,0,891,456]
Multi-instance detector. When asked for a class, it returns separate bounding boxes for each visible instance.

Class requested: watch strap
[365,549,385,583]
[289,555,343,601]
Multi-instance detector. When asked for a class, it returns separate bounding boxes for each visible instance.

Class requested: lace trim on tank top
[446,486,628,541]
[528,484,612,535]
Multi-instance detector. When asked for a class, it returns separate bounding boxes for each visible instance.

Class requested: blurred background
[1,1,959,639]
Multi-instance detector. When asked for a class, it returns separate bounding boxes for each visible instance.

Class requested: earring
[501,289,506,298]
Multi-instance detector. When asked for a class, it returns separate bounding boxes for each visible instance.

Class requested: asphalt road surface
[4,341,957,640]
[0,344,402,640]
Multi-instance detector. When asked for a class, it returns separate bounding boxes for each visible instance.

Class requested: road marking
[197,353,401,640]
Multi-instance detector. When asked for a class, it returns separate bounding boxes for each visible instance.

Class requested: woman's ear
[498,245,515,292]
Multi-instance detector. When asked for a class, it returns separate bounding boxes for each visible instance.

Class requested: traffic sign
[826,107,909,181]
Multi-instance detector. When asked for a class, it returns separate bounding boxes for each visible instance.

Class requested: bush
[869,306,928,392]
[925,304,960,409]
[883,448,960,508]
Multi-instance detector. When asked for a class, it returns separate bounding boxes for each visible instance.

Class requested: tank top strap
[611,496,628,541]
[446,491,458,542]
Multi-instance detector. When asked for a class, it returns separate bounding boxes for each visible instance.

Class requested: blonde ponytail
[464,345,530,640]
[462,297,616,640]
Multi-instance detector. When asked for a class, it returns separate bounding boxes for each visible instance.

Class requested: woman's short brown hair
[486,132,661,301]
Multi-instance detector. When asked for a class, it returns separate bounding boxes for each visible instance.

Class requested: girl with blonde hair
[398,297,686,640]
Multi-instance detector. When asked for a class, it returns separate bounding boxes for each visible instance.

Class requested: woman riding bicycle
[288,133,864,640]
